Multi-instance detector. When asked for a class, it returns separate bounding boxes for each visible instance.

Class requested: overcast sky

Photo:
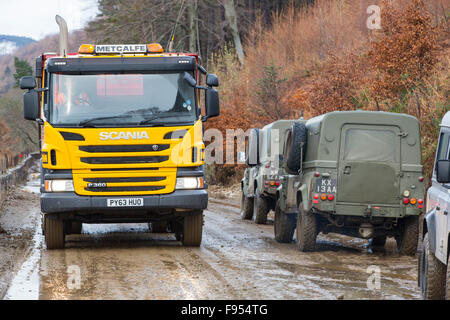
[0,0,99,40]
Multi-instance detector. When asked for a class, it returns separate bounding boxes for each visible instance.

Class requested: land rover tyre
[253,188,269,224]
[274,200,296,243]
[284,122,307,175]
[182,211,203,246]
[419,233,446,299]
[240,192,254,220]
[296,204,317,252]
[246,128,260,166]
[44,215,65,249]
[396,215,419,256]
[151,221,168,233]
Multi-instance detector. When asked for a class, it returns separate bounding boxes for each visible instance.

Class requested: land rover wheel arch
[284,122,307,175]
[246,128,260,166]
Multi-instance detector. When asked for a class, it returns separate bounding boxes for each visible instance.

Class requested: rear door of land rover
[337,124,401,205]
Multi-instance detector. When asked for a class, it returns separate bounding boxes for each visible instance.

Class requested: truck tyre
[182,212,203,246]
[371,235,387,247]
[419,233,446,299]
[396,216,419,256]
[296,204,317,252]
[253,189,269,224]
[274,200,296,243]
[44,215,65,250]
[240,192,254,220]
[151,221,168,233]
[284,122,307,175]
[246,128,260,166]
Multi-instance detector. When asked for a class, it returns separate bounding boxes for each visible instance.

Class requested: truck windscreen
[49,72,197,127]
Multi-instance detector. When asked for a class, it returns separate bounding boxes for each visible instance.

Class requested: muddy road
[1,177,421,300]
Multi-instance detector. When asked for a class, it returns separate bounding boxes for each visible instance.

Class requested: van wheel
[296,204,317,252]
[274,200,296,243]
[44,215,65,250]
[182,212,203,247]
[240,192,254,220]
[253,189,269,224]
[371,235,387,247]
[419,233,446,299]
[396,216,419,256]
[151,221,168,233]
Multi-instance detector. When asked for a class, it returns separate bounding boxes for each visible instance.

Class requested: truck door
[431,129,450,263]
[337,124,401,205]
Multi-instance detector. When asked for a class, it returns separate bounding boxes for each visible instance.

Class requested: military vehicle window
[436,132,450,161]
[343,129,397,162]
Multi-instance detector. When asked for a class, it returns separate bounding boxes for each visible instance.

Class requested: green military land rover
[276,111,425,255]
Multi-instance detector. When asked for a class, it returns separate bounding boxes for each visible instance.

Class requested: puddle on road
[4,223,42,300]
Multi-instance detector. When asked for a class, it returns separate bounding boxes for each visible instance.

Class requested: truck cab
[279,111,425,254]
[418,111,450,300]
[20,42,220,249]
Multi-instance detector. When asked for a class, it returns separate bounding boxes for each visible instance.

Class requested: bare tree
[222,0,245,65]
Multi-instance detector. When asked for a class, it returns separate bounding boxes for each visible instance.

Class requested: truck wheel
[253,189,269,224]
[182,212,203,247]
[44,215,65,250]
[240,192,254,220]
[396,216,419,256]
[151,221,168,233]
[296,204,317,252]
[371,235,387,247]
[274,200,296,243]
[419,233,446,299]
[284,122,307,175]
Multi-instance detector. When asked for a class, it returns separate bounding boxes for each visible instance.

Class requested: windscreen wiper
[139,114,184,125]
[79,115,134,127]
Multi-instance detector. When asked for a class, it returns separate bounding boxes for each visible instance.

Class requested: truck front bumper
[41,189,208,214]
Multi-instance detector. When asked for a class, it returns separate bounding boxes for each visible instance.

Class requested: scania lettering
[19,16,220,249]
[99,131,150,140]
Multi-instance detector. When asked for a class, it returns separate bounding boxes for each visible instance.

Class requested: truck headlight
[44,179,74,192]
[175,177,204,190]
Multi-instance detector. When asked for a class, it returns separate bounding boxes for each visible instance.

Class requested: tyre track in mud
[3,192,421,300]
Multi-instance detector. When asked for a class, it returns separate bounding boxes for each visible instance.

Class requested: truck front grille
[85,186,165,192]
[80,156,169,165]
[73,168,177,196]
[79,144,170,153]
[84,177,166,183]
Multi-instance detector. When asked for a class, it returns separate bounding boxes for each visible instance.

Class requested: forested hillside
[0,0,448,183]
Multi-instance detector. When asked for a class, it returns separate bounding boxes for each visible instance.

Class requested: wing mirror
[436,160,450,184]
[20,76,40,121]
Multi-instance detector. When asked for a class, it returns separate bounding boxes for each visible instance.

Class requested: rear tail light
[327,194,334,201]
[315,172,320,177]
[275,181,280,186]
[418,199,423,204]
[418,176,424,182]
[403,198,410,205]
[313,194,319,200]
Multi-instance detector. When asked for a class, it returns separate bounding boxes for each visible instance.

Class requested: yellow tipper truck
[19,18,220,249]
